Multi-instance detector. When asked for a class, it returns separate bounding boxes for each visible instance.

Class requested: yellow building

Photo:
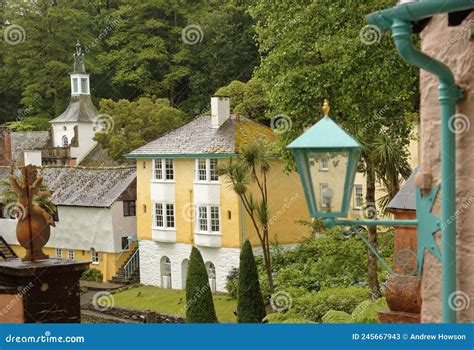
[129,96,416,292]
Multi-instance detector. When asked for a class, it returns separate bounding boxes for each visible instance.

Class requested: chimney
[211,96,230,128]
[24,150,42,167]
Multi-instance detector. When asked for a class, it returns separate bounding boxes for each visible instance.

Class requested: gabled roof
[387,170,417,211]
[10,131,50,162]
[0,166,136,208]
[50,95,99,123]
[128,115,276,157]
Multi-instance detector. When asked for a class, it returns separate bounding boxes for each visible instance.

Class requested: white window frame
[55,248,62,258]
[153,202,176,230]
[72,78,78,94]
[195,205,220,234]
[152,159,174,182]
[354,184,364,209]
[319,157,329,171]
[91,249,99,264]
[68,249,74,260]
[195,159,220,183]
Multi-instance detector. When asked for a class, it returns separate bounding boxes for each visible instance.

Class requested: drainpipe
[367,1,471,323]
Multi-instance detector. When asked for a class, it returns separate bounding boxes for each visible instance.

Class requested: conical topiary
[237,240,266,323]
[185,246,218,323]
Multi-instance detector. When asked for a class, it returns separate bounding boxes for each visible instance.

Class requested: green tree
[220,141,276,293]
[94,97,185,162]
[215,78,268,123]
[237,240,266,323]
[185,246,218,323]
[249,0,418,298]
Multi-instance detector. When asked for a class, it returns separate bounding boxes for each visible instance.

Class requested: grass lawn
[102,285,237,323]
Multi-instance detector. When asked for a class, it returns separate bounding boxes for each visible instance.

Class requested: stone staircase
[0,236,17,260]
[110,247,139,284]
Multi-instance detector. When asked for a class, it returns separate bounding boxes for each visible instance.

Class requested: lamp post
[287,99,447,321]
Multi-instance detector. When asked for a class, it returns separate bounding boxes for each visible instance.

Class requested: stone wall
[420,12,474,323]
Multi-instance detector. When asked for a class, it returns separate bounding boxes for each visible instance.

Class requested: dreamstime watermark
[448,113,470,135]
[359,25,382,45]
[179,285,210,314]
[3,24,26,45]
[265,192,300,229]
[428,19,474,57]
[84,15,123,53]
[394,247,417,277]
[181,203,194,223]
[440,195,474,231]
[3,202,27,221]
[0,282,34,318]
[92,291,115,312]
[270,291,292,312]
[181,24,204,45]
[93,114,115,133]
[357,201,378,220]
[448,290,470,312]
[270,114,292,134]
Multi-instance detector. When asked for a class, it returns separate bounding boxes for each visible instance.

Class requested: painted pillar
[420,13,474,323]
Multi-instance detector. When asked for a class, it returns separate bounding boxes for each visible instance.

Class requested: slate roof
[50,95,99,123]
[79,144,132,167]
[0,166,135,207]
[10,131,50,162]
[387,170,417,211]
[128,115,276,157]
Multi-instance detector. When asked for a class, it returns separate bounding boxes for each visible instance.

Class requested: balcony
[194,232,221,248]
[152,229,176,243]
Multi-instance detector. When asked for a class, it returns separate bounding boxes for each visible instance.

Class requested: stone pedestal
[378,209,421,323]
[0,258,89,323]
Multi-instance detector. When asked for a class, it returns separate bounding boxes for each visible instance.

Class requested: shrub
[81,268,103,282]
[259,229,394,292]
[351,298,388,323]
[237,240,266,323]
[322,310,351,323]
[292,286,371,323]
[264,312,313,324]
[185,246,218,323]
[225,268,239,299]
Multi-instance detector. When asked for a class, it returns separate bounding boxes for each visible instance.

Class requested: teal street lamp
[287,100,362,218]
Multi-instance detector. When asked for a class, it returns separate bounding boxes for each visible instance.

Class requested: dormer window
[62,135,68,147]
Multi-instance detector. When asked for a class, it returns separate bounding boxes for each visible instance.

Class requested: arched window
[62,135,68,147]
[181,259,189,289]
[205,262,216,293]
[160,256,172,289]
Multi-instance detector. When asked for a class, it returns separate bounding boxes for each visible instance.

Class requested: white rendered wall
[111,201,137,251]
[51,122,76,147]
[139,240,240,292]
[70,122,97,164]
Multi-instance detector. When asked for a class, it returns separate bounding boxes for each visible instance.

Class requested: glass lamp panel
[308,150,349,215]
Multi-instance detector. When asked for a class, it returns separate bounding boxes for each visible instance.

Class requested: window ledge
[151,180,176,184]
[194,231,222,236]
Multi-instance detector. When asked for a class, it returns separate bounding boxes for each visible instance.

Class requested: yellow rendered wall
[244,160,311,247]
[219,160,242,248]
[136,159,152,240]
[9,245,134,282]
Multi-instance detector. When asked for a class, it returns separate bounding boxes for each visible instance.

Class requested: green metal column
[439,83,457,323]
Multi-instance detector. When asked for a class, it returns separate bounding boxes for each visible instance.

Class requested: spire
[73,40,86,73]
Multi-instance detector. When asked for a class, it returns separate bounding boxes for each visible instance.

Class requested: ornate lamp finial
[322,99,330,116]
